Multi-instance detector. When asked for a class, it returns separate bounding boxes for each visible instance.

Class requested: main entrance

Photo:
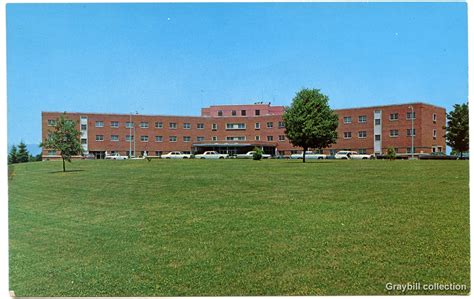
[192,141,276,156]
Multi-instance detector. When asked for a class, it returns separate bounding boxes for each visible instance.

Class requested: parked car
[290,151,326,160]
[105,153,128,160]
[195,151,229,159]
[236,151,271,159]
[161,151,192,159]
[82,153,95,160]
[335,151,374,160]
[419,152,459,160]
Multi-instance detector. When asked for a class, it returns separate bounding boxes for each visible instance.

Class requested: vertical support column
[373,110,382,155]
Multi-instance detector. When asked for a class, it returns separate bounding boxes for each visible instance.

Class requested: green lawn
[8,159,470,296]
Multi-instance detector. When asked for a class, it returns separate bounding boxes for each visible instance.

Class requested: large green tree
[445,103,469,158]
[17,141,30,163]
[8,145,18,164]
[40,113,83,172]
[283,88,339,162]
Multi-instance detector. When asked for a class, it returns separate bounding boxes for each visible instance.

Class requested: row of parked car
[103,150,374,160]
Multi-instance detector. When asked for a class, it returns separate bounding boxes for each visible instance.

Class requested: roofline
[41,102,446,117]
[333,102,446,111]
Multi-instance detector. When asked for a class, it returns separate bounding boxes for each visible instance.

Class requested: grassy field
[8,159,470,296]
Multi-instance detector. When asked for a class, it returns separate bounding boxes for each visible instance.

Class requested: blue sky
[6,2,467,145]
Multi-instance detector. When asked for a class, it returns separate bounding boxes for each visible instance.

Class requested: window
[155,136,163,142]
[140,122,149,128]
[140,136,148,142]
[433,113,437,122]
[155,121,163,128]
[241,110,246,116]
[390,130,399,137]
[155,151,162,157]
[169,122,177,129]
[111,121,119,128]
[267,122,273,128]
[95,121,104,128]
[407,129,416,136]
[212,123,217,130]
[433,129,437,138]
[255,136,260,141]
[226,123,246,130]
[125,122,134,128]
[255,122,260,129]
[126,135,134,142]
[111,135,119,141]
[169,136,177,142]
[390,113,399,121]
[183,123,191,129]
[48,150,57,155]
[267,136,273,141]
[96,135,104,141]
[375,119,381,125]
[344,132,352,139]
[183,136,191,142]
[343,116,352,124]
[232,110,237,116]
[358,149,367,154]
[218,110,223,116]
[255,110,260,116]
[278,121,285,128]
[197,136,204,142]
[291,150,298,155]
[358,131,367,138]
[407,147,415,154]
[407,112,416,120]
[375,135,381,141]
[81,138,87,144]
[226,136,245,141]
[329,149,336,155]
[81,124,87,130]
[279,135,285,141]
[197,123,204,129]
[212,136,217,141]
[358,115,367,123]
[47,119,56,126]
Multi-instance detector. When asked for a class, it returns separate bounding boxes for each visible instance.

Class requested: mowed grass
[9,159,470,296]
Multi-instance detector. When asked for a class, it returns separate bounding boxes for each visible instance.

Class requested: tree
[40,113,83,172]
[283,88,339,162]
[445,103,469,158]
[17,141,30,163]
[8,145,18,164]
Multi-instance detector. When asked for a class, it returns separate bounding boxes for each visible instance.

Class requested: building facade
[41,102,446,158]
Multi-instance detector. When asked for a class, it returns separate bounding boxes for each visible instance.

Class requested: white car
[335,151,374,160]
[290,151,326,160]
[236,151,271,159]
[105,153,128,160]
[195,151,229,159]
[161,151,192,159]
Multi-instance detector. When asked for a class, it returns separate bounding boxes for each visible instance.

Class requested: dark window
[241,110,246,116]
[232,110,237,116]
[255,110,260,116]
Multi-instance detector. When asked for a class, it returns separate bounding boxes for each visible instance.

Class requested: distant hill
[7,144,42,156]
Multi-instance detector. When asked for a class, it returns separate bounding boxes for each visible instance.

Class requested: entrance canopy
[192,141,276,156]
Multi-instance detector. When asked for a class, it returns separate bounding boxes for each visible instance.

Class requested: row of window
[92,135,287,142]
[217,109,260,117]
[67,121,287,130]
[342,129,423,139]
[343,112,438,124]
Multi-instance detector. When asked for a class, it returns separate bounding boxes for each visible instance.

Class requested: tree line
[8,141,42,164]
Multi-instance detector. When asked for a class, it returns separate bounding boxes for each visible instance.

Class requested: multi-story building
[41,102,446,159]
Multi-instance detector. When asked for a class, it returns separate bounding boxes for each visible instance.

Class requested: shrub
[387,147,396,160]
[253,147,263,160]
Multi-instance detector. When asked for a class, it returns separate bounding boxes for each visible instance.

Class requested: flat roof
[42,101,446,117]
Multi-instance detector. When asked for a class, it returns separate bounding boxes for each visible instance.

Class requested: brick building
[41,102,446,158]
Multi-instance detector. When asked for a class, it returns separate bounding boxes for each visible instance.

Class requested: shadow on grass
[49,169,85,174]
